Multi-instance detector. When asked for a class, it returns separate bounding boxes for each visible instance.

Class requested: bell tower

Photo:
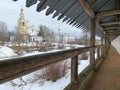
[18,8,27,34]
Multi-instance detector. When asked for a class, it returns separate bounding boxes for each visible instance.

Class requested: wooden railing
[0,44,109,89]
[64,44,109,90]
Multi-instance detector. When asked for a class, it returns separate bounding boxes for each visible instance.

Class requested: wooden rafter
[106,32,120,35]
[105,30,120,32]
[96,9,120,17]
[104,26,120,30]
[101,21,120,26]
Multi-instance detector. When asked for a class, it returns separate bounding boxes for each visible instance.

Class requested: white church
[17,9,42,43]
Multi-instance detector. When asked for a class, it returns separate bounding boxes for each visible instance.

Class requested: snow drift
[0,46,17,58]
[111,35,120,54]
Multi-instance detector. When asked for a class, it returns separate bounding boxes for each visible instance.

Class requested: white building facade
[55,36,75,43]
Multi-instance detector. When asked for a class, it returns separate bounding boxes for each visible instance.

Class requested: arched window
[22,22,24,25]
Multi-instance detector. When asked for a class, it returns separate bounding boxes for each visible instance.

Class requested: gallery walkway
[84,45,120,90]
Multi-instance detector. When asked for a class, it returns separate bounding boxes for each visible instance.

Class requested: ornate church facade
[17,9,40,42]
[17,9,29,42]
[18,9,27,35]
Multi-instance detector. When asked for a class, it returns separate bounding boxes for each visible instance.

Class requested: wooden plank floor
[85,45,120,90]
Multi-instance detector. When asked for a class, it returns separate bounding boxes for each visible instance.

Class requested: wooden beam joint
[78,0,95,18]
[78,0,104,31]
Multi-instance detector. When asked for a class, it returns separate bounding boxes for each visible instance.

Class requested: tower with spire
[18,8,27,34]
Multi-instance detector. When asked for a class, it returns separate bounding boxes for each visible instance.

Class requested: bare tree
[78,31,90,46]
[38,25,55,45]
[0,21,9,41]
[0,21,8,32]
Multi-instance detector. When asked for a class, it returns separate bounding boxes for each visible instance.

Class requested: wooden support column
[105,34,107,46]
[97,47,100,58]
[71,55,78,84]
[115,0,120,21]
[104,34,107,53]
[101,31,104,54]
[90,18,96,65]
[106,35,110,50]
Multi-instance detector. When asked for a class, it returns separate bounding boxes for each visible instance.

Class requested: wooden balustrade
[0,46,92,84]
[64,45,108,90]
[0,44,108,90]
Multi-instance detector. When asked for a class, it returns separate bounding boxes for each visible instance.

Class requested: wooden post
[104,34,108,54]
[101,31,104,54]
[71,55,78,84]
[105,34,107,47]
[115,0,120,21]
[106,35,110,50]
[97,47,100,58]
[90,18,96,65]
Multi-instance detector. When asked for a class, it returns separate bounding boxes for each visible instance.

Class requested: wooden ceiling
[13,0,120,40]
[79,0,120,40]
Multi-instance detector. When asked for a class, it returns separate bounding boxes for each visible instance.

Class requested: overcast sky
[0,0,83,38]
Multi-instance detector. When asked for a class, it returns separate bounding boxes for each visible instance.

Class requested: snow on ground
[0,37,120,90]
[111,35,120,54]
[0,59,89,90]
[0,46,17,59]
[22,44,84,57]
[0,44,89,90]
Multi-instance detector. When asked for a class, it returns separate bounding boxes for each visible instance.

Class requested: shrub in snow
[58,44,64,49]
[30,61,69,83]
[9,77,27,90]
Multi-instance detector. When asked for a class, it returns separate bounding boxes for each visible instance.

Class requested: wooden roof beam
[106,31,120,34]
[105,29,120,32]
[106,32,120,35]
[101,21,120,26]
[96,9,120,17]
[104,26,120,30]
[105,30,120,33]
[78,0,104,31]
